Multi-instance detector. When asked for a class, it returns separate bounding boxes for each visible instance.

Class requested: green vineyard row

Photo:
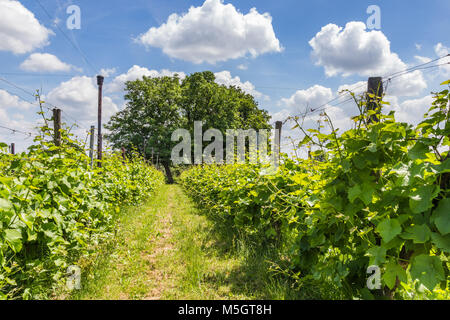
[180,81,450,300]
[0,127,164,299]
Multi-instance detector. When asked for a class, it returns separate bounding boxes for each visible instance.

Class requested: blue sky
[0,0,449,152]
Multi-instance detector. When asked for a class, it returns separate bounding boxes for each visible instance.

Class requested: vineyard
[0,81,449,300]
[0,124,164,299]
[180,81,450,300]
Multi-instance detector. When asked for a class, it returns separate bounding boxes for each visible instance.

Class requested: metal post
[10,143,15,155]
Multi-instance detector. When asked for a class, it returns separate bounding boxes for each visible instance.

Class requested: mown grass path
[72,184,303,300]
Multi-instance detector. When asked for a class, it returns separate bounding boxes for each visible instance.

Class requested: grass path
[72,184,305,300]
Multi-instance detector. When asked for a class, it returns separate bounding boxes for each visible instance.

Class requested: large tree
[106,71,271,183]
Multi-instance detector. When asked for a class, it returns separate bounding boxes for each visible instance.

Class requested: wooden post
[89,125,95,167]
[275,121,282,166]
[121,147,126,163]
[367,77,383,123]
[97,75,104,168]
[10,143,15,155]
[151,147,154,164]
[156,153,159,168]
[53,108,62,146]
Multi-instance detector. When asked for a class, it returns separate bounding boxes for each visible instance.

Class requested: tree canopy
[105,71,271,182]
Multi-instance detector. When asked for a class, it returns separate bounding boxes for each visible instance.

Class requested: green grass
[69,184,335,300]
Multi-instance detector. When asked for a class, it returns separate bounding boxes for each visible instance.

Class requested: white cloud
[20,53,73,72]
[46,76,118,130]
[137,0,282,64]
[309,21,427,97]
[280,85,333,113]
[435,43,449,57]
[384,95,433,125]
[309,22,401,76]
[0,89,34,110]
[214,70,268,100]
[107,65,186,93]
[414,55,432,64]
[99,67,117,78]
[0,90,38,152]
[434,43,450,77]
[337,81,367,96]
[237,64,248,70]
[0,0,53,54]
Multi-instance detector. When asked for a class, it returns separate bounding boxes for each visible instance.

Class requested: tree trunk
[162,161,174,184]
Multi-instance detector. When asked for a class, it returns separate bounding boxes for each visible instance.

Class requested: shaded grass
[70,185,170,300]
[162,185,340,300]
[68,184,340,300]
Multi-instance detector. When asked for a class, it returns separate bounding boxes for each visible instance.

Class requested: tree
[106,71,271,183]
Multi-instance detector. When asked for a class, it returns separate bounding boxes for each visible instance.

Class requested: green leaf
[408,142,429,160]
[366,246,386,265]
[376,219,402,243]
[348,183,374,206]
[367,143,377,153]
[360,183,375,206]
[383,261,407,289]
[440,80,450,85]
[410,255,444,290]
[348,185,361,203]
[4,229,23,253]
[0,198,12,211]
[431,232,450,253]
[434,158,450,173]
[409,185,435,214]
[401,224,432,243]
[248,190,258,197]
[431,198,450,235]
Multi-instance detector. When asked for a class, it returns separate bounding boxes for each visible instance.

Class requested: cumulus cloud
[107,65,186,93]
[20,53,74,72]
[99,67,117,78]
[214,70,268,100]
[434,43,450,77]
[0,90,39,152]
[280,85,333,113]
[0,89,34,110]
[0,0,53,54]
[46,76,118,130]
[384,95,433,125]
[309,21,427,97]
[137,0,282,64]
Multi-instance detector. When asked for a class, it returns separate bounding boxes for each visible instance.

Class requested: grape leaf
[4,229,23,253]
[431,198,450,235]
[376,219,402,243]
[383,261,407,289]
[410,255,444,290]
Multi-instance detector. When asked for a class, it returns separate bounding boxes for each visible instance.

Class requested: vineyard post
[367,77,383,123]
[89,125,95,167]
[275,121,282,165]
[10,143,15,155]
[97,75,104,168]
[53,108,62,146]
[151,147,154,164]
